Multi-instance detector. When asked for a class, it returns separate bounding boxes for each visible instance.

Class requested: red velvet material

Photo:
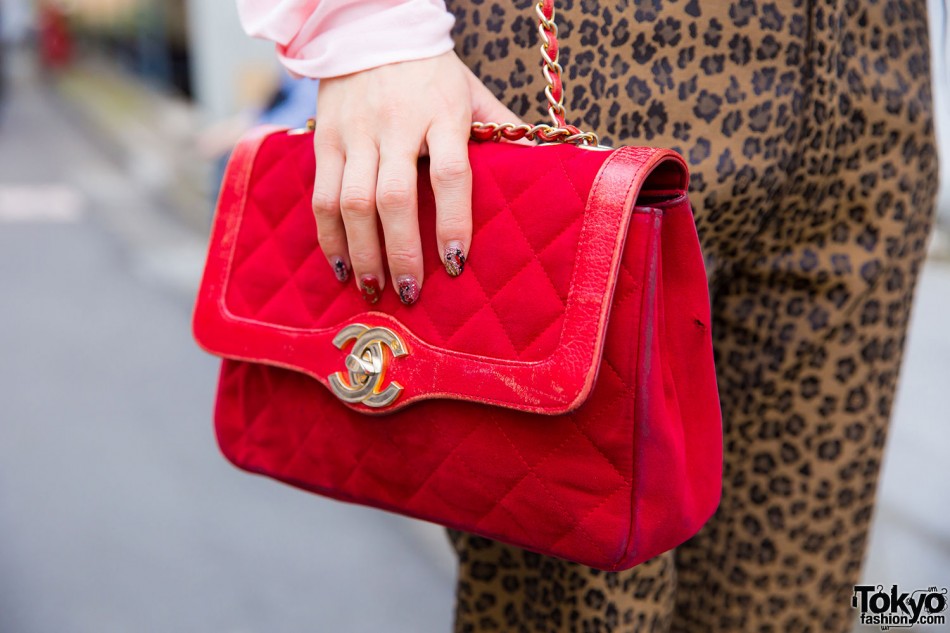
[193,126,722,570]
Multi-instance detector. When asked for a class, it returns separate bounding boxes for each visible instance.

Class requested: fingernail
[396,275,420,305]
[331,256,350,283]
[443,241,466,277]
[360,274,381,304]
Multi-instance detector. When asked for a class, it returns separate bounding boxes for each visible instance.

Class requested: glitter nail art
[331,256,350,283]
[443,241,466,277]
[360,274,381,304]
[396,275,420,305]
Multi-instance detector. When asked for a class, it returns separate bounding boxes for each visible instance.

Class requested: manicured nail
[396,275,420,305]
[360,274,381,304]
[330,256,350,283]
[443,241,466,277]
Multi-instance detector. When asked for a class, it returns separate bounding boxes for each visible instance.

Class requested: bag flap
[193,126,688,415]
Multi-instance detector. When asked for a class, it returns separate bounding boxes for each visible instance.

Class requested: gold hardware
[328,324,408,408]
[287,119,317,135]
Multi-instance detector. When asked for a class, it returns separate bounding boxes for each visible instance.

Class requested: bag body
[193,124,722,571]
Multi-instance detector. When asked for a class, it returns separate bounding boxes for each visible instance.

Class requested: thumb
[470,81,525,125]
[466,70,537,145]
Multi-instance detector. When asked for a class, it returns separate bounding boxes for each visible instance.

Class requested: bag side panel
[618,196,722,570]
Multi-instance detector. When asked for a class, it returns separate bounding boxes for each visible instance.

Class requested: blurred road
[0,52,948,633]
[0,56,455,632]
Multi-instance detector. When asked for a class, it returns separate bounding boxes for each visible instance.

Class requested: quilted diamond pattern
[225,136,606,361]
[196,127,723,571]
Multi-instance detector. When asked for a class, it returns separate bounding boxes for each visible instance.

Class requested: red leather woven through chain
[469,123,587,144]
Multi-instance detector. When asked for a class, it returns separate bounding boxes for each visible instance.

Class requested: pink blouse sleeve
[236,0,456,79]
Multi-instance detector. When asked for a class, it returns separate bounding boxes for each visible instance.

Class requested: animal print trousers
[442,0,939,631]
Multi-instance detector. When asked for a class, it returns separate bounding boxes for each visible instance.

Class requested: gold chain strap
[470,1,599,146]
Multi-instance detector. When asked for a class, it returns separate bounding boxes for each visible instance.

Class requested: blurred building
[18,0,291,230]
[186,0,276,122]
[46,0,276,122]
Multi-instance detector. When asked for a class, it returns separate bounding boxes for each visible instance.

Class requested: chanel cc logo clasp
[328,324,408,408]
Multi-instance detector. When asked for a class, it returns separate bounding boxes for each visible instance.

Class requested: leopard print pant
[442,1,939,631]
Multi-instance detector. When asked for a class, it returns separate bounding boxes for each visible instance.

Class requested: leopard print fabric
[442,0,939,631]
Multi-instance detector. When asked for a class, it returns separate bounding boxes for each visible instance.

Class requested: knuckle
[386,245,422,270]
[313,125,342,149]
[438,215,471,237]
[311,191,340,218]
[340,187,376,218]
[316,232,342,252]
[431,157,470,184]
[376,179,414,213]
[348,249,378,272]
[377,102,406,124]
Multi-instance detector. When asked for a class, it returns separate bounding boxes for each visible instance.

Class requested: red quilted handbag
[193,1,721,571]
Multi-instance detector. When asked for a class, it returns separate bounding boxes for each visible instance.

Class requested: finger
[376,140,424,305]
[339,141,385,305]
[426,121,472,277]
[312,129,350,282]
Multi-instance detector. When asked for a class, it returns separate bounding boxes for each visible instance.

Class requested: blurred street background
[0,1,947,631]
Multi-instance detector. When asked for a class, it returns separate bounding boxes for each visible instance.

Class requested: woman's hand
[312,51,525,304]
